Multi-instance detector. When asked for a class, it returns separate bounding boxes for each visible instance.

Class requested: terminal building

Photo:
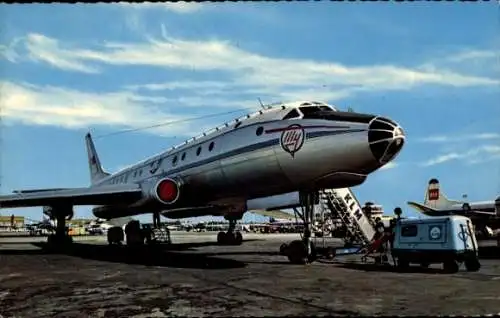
[0,215,25,230]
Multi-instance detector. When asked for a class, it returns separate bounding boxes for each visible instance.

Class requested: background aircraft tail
[424,178,462,209]
[85,132,110,185]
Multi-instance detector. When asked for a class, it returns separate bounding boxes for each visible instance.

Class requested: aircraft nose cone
[368,117,405,164]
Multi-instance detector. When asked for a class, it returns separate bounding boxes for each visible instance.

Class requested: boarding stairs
[318,188,376,247]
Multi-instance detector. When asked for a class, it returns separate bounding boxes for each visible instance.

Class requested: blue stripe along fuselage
[159,128,367,178]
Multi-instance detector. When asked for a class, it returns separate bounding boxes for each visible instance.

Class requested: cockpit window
[301,108,375,123]
[299,106,331,117]
[282,109,301,120]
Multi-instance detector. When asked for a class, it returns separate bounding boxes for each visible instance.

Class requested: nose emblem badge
[280,124,305,158]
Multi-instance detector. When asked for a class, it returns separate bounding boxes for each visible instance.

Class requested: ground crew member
[394,207,403,220]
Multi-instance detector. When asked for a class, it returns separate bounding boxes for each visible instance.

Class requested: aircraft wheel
[234,231,243,245]
[217,231,227,245]
[287,240,308,264]
[464,258,481,272]
[396,258,410,270]
[279,243,288,255]
[443,260,460,274]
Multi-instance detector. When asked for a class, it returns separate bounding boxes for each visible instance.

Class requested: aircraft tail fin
[85,132,110,185]
[424,178,462,209]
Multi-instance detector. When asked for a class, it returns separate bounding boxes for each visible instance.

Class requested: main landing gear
[45,205,74,247]
[279,191,318,264]
[217,218,243,245]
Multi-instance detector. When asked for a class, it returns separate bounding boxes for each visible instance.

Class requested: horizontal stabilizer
[407,201,438,214]
[407,201,496,217]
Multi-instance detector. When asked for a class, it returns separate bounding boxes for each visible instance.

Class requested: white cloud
[446,49,497,63]
[0,81,204,137]
[22,34,100,74]
[5,32,499,96]
[380,162,398,170]
[116,2,204,14]
[417,133,500,143]
[420,48,499,77]
[421,145,500,167]
[2,32,499,135]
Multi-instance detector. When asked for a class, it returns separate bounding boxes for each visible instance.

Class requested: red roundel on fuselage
[156,179,179,203]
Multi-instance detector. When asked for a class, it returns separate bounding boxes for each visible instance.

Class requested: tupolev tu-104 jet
[0,101,405,259]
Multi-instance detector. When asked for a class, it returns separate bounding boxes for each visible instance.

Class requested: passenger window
[256,127,263,136]
[133,171,137,178]
[282,109,300,120]
[209,142,215,151]
[401,225,418,237]
[181,153,186,161]
[172,156,178,166]
[234,122,242,129]
[196,146,202,156]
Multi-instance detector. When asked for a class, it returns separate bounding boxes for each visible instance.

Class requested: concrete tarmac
[1,232,500,317]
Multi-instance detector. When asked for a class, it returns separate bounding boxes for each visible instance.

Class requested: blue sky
[0,3,499,224]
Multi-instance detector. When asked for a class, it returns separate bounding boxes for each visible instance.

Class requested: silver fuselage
[92,104,405,219]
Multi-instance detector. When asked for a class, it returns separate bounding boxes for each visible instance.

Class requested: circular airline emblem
[429,226,442,240]
[280,124,305,157]
[458,230,469,242]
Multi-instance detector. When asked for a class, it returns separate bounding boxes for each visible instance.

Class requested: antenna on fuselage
[258,98,265,109]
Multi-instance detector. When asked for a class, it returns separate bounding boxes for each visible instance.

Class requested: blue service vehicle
[391,215,480,273]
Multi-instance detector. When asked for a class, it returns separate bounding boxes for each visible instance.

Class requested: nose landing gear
[280,191,318,264]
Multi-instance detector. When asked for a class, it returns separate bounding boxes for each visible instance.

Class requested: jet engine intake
[153,178,180,205]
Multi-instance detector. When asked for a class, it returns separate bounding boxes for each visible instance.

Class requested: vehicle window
[282,109,300,120]
[401,225,418,237]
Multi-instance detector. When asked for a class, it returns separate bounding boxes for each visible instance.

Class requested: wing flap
[0,184,143,208]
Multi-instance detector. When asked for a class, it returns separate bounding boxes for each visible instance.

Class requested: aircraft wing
[0,184,143,208]
[248,209,295,221]
[407,201,496,217]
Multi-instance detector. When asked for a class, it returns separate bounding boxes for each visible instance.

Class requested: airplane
[407,178,500,238]
[0,100,405,262]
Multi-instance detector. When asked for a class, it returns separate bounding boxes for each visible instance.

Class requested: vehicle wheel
[287,240,308,264]
[464,258,481,272]
[279,243,288,255]
[443,260,460,274]
[396,258,410,270]
[217,231,226,245]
